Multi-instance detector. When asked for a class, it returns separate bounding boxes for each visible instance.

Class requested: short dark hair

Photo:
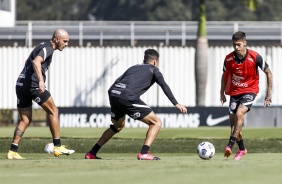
[232,31,246,41]
[143,49,159,63]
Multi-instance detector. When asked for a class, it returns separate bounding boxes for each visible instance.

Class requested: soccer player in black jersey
[85,49,187,160]
[6,29,75,159]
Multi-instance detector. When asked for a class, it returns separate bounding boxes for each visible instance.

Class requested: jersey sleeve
[256,54,269,70]
[222,59,226,72]
[154,68,178,105]
[37,46,53,61]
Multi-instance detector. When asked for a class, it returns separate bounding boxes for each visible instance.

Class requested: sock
[140,145,150,154]
[227,136,237,149]
[89,144,101,155]
[53,138,61,147]
[10,143,18,152]
[237,139,245,150]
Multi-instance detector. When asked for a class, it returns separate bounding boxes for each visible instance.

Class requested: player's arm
[155,70,187,113]
[32,55,45,93]
[256,54,272,107]
[263,67,272,107]
[220,61,227,106]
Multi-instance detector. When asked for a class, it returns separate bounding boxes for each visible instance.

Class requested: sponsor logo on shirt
[16,82,23,86]
[247,57,254,62]
[111,90,121,95]
[115,83,126,88]
[227,57,233,61]
[19,74,25,78]
[231,74,248,87]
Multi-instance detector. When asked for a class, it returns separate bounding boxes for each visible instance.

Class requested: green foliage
[17,0,91,20]
[16,0,282,21]
[197,0,206,37]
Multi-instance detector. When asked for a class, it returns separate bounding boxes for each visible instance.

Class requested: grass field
[1,127,282,184]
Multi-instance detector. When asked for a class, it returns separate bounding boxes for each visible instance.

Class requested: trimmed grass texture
[1,127,282,184]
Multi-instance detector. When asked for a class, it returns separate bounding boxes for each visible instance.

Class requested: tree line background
[17,0,282,21]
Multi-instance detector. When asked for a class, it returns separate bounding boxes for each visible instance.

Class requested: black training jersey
[108,64,178,105]
[16,42,54,89]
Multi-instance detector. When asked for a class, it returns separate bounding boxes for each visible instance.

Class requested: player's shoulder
[35,41,53,50]
[247,49,260,58]
[225,51,234,62]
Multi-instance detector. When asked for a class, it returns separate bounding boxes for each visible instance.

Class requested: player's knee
[154,120,162,128]
[52,106,59,115]
[110,124,123,133]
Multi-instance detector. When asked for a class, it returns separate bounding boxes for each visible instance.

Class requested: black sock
[237,139,245,150]
[227,136,237,149]
[140,145,150,154]
[10,143,18,152]
[53,138,61,147]
[89,144,101,155]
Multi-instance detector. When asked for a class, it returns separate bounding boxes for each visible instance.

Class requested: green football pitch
[1,127,282,184]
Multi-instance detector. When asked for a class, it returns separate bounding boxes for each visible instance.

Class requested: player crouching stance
[85,49,187,160]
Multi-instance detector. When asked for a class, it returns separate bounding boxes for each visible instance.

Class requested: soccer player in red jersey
[220,31,273,160]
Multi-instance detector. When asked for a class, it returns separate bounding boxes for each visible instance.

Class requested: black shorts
[16,86,51,108]
[109,96,152,121]
[229,93,256,114]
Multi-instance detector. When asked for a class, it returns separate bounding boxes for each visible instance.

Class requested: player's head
[51,29,69,51]
[232,31,247,56]
[143,49,159,66]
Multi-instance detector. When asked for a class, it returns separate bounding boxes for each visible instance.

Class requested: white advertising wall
[0,46,280,109]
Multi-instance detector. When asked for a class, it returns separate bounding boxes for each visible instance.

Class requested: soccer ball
[197,141,215,160]
[44,143,54,154]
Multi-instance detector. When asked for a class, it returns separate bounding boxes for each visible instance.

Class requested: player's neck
[237,50,247,59]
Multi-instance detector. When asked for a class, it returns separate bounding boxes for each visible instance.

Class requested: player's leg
[137,111,162,160]
[85,97,126,159]
[233,104,250,160]
[40,96,60,140]
[36,90,74,156]
[85,116,125,159]
[140,112,162,147]
[7,87,32,159]
[6,107,32,159]
[224,113,236,157]
[233,94,256,160]
[224,96,239,158]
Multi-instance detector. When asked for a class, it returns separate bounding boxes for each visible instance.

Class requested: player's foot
[234,148,247,160]
[53,145,75,157]
[137,152,160,160]
[6,150,25,160]
[85,152,101,159]
[224,145,232,158]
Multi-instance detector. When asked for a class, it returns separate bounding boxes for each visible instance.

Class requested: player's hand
[220,93,226,106]
[39,81,45,93]
[175,104,187,113]
[264,95,272,107]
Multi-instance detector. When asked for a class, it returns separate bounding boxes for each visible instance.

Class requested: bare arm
[220,72,226,106]
[263,68,273,107]
[32,56,45,93]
